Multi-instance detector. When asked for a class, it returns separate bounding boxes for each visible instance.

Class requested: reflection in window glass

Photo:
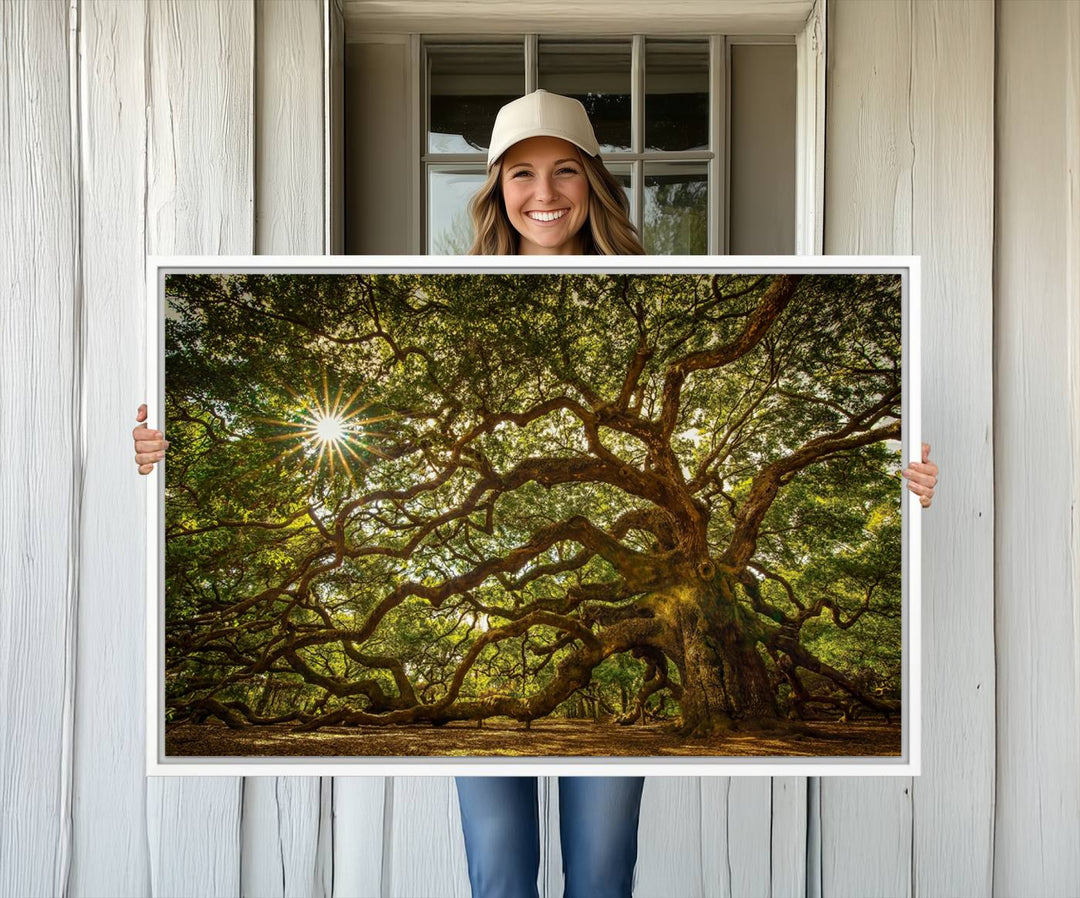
[428,44,524,154]
[644,164,708,254]
[603,164,634,221]
[428,168,487,254]
[538,41,631,153]
[645,40,709,152]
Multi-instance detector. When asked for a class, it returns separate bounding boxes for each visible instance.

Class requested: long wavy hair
[467,149,645,256]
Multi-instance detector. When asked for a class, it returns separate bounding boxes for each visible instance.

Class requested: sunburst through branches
[250,369,395,489]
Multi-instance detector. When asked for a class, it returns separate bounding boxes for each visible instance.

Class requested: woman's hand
[133,403,169,475]
[902,442,937,508]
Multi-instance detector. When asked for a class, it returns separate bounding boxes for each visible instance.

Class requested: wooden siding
[825,1,997,895]
[994,0,1080,893]
[1,1,1077,897]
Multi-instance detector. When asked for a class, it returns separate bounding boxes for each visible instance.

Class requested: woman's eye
[558,167,580,175]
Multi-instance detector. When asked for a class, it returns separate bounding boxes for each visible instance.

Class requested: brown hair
[467,151,645,256]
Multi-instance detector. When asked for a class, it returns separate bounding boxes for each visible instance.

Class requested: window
[421,35,795,255]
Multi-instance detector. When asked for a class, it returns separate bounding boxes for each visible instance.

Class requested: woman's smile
[525,208,569,223]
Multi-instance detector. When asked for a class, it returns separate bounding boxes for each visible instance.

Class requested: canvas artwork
[150,260,917,775]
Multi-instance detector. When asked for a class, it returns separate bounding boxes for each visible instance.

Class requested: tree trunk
[652,571,779,738]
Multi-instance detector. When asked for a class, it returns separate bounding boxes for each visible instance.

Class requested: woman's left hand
[902,442,938,508]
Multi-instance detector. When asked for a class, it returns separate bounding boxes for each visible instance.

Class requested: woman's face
[499,136,590,255]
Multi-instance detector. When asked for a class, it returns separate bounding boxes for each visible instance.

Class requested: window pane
[604,163,634,216]
[428,44,524,154]
[428,167,487,254]
[643,163,708,254]
[645,40,709,152]
[538,40,631,153]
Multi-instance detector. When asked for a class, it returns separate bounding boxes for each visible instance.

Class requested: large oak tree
[164,272,903,738]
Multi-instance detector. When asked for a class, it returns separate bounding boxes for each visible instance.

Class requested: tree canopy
[163,272,903,736]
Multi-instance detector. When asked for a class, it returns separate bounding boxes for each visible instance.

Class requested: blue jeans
[454,776,646,898]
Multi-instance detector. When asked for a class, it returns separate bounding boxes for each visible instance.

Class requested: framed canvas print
[145,255,921,776]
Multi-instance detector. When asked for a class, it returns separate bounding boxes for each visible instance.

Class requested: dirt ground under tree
[165,715,902,759]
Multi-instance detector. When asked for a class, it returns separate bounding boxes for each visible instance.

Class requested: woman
[132,90,939,898]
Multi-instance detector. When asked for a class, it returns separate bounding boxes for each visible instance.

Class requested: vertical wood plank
[385,777,470,898]
[241,777,325,898]
[634,778,703,897]
[146,778,244,896]
[770,777,808,898]
[145,2,254,894]
[994,1,1080,893]
[825,1,913,254]
[825,2,996,897]
[243,2,328,896]
[696,778,780,898]
[254,0,324,256]
[70,1,153,895]
[332,777,387,897]
[823,2,915,896]
[908,2,995,896]
[144,0,254,257]
[0,1,78,896]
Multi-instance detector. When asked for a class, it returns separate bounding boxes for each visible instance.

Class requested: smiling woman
[466,89,646,256]
[499,137,591,255]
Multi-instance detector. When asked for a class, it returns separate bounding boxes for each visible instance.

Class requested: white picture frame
[145,254,920,777]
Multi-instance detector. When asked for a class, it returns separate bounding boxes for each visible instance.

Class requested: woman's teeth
[527,209,567,222]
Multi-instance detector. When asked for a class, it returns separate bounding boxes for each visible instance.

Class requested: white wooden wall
[994,0,1080,893]
[1,1,1077,896]
[824,1,995,894]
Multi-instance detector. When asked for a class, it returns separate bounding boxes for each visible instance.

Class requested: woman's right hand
[133,403,169,475]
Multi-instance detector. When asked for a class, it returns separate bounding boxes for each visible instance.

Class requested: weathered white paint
[342,0,816,39]
[3,1,1077,897]
[824,2,995,897]
[995,1,1080,893]
[144,2,253,895]
[635,777,702,897]
[1069,8,1080,861]
[332,777,387,897]
[69,1,152,896]
[794,0,825,254]
[388,778,472,897]
[770,777,810,895]
[907,4,996,893]
[255,0,325,257]
[0,2,78,896]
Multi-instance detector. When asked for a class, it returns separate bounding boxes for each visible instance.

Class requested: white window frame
[401,2,825,256]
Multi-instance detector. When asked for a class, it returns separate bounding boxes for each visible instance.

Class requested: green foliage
[162,273,903,719]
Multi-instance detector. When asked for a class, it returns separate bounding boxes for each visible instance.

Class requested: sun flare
[315,414,346,443]
[247,369,397,487]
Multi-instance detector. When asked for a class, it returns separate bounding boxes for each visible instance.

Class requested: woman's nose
[533,174,558,200]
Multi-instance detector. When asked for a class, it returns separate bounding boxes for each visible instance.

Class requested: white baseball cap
[486,89,601,169]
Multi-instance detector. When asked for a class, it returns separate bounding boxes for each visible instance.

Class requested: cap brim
[487,131,599,168]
